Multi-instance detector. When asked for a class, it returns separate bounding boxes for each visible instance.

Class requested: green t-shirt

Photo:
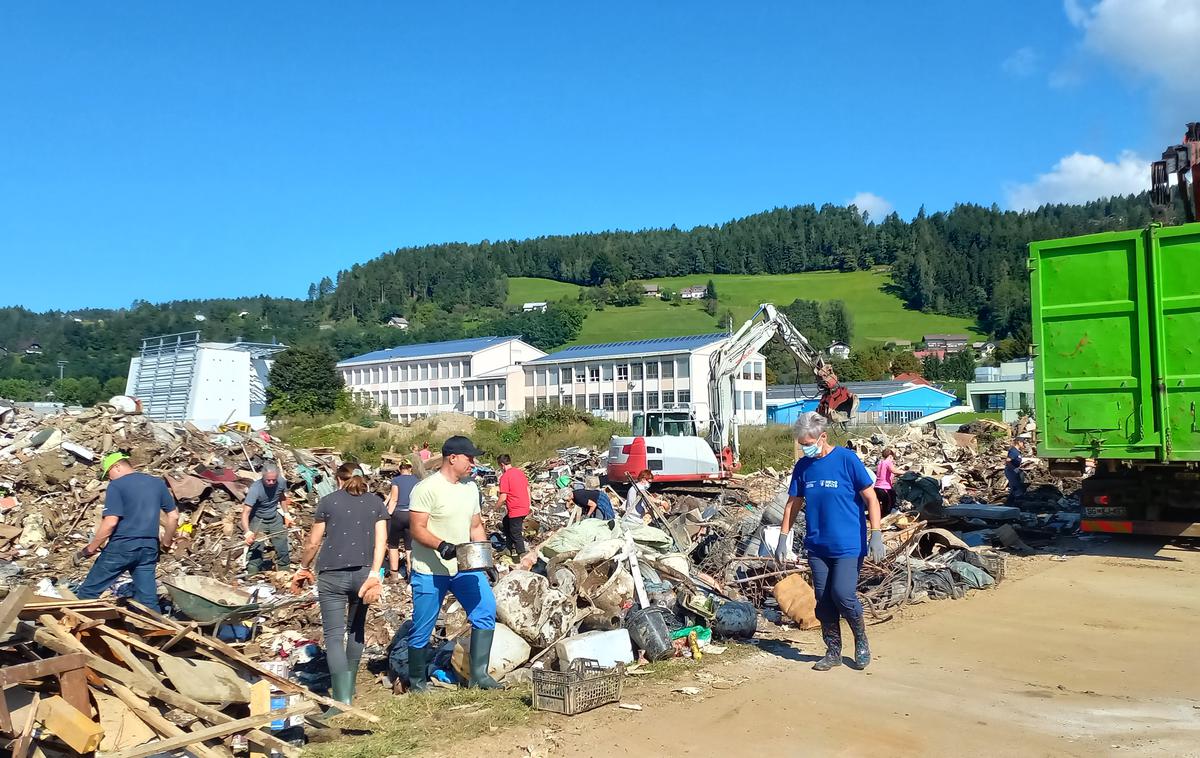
[409,472,481,576]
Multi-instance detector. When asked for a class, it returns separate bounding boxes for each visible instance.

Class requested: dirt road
[455,538,1200,758]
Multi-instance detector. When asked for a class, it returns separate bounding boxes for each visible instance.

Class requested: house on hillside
[973,341,996,358]
[923,334,969,353]
[913,348,946,361]
[680,285,707,300]
[386,316,410,330]
[885,339,913,350]
[522,302,548,313]
[641,284,660,298]
[893,371,930,385]
[827,341,851,360]
[24,343,42,356]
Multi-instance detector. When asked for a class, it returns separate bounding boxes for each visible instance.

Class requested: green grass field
[504,277,581,305]
[507,270,982,348]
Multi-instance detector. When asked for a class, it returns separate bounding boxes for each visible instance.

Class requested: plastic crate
[532,658,624,715]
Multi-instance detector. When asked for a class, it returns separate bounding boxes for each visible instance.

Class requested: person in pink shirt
[418,442,432,462]
[874,448,897,516]
[496,454,531,559]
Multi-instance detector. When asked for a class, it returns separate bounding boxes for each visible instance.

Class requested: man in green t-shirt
[406,436,501,692]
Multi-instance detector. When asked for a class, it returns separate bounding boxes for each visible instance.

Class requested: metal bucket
[457,541,495,572]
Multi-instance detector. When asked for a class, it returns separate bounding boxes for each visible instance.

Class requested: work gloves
[290,567,315,595]
[773,534,790,566]
[868,530,886,562]
[437,541,458,560]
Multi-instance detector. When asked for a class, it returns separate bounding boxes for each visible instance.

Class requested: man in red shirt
[496,454,531,559]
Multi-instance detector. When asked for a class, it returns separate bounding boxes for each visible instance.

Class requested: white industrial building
[337,336,546,422]
[524,334,767,427]
[125,332,285,429]
[966,358,1035,423]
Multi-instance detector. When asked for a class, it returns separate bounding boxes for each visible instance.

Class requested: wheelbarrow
[162,575,305,639]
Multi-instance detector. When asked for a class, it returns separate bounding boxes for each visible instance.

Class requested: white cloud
[1065,0,1200,89]
[1006,150,1148,210]
[848,192,894,222]
[1001,47,1038,77]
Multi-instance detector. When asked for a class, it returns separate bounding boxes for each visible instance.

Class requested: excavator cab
[632,408,697,438]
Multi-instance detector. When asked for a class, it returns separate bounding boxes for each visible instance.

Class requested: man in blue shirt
[776,412,885,671]
[241,464,295,575]
[77,452,179,609]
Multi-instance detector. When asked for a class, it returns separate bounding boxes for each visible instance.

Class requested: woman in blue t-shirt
[776,411,885,671]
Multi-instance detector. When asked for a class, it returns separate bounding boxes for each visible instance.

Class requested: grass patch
[310,643,758,758]
[506,277,583,306]
[938,411,1002,425]
[568,298,719,346]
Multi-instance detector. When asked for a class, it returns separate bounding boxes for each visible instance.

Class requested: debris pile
[0,586,378,757]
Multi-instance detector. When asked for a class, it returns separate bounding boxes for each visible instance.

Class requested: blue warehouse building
[766,380,958,426]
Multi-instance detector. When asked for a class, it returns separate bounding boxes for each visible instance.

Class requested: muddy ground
[447,537,1200,758]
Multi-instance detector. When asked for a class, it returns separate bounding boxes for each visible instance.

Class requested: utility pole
[56,360,68,380]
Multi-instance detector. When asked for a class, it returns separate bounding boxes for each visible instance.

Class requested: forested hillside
[0,191,1169,402]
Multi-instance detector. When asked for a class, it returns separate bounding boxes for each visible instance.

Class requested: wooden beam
[25,618,300,758]
[107,682,229,758]
[248,681,270,758]
[100,637,161,690]
[37,695,104,754]
[108,703,314,758]
[0,653,87,688]
[0,586,31,637]
[10,693,39,758]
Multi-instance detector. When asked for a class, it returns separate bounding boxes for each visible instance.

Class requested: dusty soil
[449,538,1200,758]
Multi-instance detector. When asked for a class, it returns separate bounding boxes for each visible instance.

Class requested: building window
[679,390,691,404]
[451,388,460,406]
[617,394,629,411]
[662,360,674,379]
[419,364,429,381]
[741,363,752,380]
[549,395,560,407]
[589,366,600,382]
[499,383,506,401]
[487,384,495,401]
[537,397,547,408]
[525,397,535,413]
[440,387,450,405]
[525,370,534,387]
[391,390,399,406]
[662,390,675,405]
[451,362,460,379]
[646,362,659,379]
[588,393,600,410]
[754,362,764,381]
[575,368,586,384]
[562,367,573,384]
[461,361,470,378]
[677,359,689,378]
[647,391,659,408]
[743,391,753,410]
[616,364,629,381]
[419,388,429,406]
[631,363,643,380]
[633,393,644,410]
[602,364,613,381]
[536,370,546,387]
[603,393,614,411]
[733,392,740,410]
[549,367,559,385]
[754,392,763,410]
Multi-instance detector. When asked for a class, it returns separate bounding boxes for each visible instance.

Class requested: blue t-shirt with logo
[787,447,873,558]
[104,472,177,542]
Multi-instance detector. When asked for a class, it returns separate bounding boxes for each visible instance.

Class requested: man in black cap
[405,435,502,692]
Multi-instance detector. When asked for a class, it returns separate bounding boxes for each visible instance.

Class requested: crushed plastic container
[554,629,635,671]
[451,623,531,681]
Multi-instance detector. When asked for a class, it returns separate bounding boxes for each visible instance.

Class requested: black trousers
[501,515,526,554]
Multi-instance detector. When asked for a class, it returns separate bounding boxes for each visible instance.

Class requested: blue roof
[533,333,725,363]
[337,336,515,366]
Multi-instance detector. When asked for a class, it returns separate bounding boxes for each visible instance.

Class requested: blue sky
[1,1,1194,311]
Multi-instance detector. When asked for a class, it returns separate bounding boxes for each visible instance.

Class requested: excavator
[607,303,858,483]
[1151,122,1200,222]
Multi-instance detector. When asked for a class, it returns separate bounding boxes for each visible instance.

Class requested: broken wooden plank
[11,692,39,758]
[94,688,157,752]
[0,585,32,637]
[159,622,199,653]
[37,695,104,754]
[107,682,229,758]
[25,617,299,758]
[109,703,314,758]
[100,636,161,690]
[248,681,270,758]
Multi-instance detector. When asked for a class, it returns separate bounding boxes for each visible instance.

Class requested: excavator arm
[708,304,858,469]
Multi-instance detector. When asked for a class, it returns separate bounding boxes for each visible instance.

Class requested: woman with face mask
[775,412,885,671]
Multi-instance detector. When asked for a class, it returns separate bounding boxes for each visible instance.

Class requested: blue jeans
[407,571,496,650]
[77,538,160,609]
[592,493,615,520]
[808,554,864,623]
